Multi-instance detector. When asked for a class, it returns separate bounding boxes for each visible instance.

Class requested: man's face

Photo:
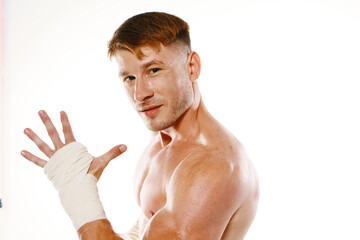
[115,43,194,131]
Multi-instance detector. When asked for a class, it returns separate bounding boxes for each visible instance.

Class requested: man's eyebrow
[118,60,165,77]
[119,70,130,78]
[141,60,165,69]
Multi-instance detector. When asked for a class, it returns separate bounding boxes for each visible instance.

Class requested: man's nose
[134,77,154,102]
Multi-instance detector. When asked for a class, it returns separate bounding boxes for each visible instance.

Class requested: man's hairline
[110,40,191,61]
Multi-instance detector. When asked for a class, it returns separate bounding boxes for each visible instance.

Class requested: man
[21,12,259,240]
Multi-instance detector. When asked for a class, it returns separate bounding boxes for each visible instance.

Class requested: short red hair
[108,12,191,59]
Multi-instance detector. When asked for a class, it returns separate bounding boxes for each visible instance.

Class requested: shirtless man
[21,12,259,240]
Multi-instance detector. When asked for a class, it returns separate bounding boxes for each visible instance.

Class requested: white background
[1,0,360,239]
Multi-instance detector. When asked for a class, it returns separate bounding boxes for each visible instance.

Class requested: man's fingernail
[24,129,30,135]
[38,110,44,117]
[120,145,127,152]
[21,151,26,157]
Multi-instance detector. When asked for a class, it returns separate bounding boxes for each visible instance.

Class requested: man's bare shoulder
[168,142,250,201]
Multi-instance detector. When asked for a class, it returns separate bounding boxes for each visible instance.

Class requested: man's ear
[187,51,201,83]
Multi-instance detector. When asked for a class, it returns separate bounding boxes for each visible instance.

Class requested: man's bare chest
[136,146,195,219]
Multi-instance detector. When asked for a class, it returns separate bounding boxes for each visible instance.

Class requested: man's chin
[145,124,166,132]
[144,120,171,132]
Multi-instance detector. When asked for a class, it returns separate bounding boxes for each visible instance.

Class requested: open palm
[21,110,126,180]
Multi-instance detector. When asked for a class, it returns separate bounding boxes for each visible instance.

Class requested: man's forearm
[78,219,123,240]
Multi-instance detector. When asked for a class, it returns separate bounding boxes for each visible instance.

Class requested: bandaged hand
[44,141,107,229]
[21,110,127,230]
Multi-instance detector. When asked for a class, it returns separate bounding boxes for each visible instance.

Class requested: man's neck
[158,83,210,147]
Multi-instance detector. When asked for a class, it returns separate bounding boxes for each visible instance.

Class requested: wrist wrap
[44,142,106,230]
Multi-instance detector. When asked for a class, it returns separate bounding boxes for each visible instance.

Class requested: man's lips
[139,105,162,117]
[139,105,162,112]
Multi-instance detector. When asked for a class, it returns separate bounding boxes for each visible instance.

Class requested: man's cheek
[124,87,134,102]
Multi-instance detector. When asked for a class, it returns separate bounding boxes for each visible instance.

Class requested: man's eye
[125,76,136,82]
[150,68,159,74]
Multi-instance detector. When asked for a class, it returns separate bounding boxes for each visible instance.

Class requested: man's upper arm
[141,151,243,240]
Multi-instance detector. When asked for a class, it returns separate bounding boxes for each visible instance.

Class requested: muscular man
[21,12,259,240]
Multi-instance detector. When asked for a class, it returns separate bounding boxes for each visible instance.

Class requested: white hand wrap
[119,221,140,240]
[44,142,107,230]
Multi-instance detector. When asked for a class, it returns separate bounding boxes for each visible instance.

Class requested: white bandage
[119,221,140,240]
[44,142,107,230]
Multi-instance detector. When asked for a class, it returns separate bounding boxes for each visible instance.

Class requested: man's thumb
[98,144,127,164]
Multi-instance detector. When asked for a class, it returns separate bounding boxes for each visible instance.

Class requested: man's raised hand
[21,110,127,180]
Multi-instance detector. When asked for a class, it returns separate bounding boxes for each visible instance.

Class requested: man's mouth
[140,105,162,117]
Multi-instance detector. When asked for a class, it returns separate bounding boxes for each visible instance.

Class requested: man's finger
[60,111,76,144]
[21,150,47,168]
[97,144,127,164]
[38,110,64,149]
[88,145,127,180]
[24,128,55,158]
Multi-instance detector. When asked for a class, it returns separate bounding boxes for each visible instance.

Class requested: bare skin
[22,42,259,239]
